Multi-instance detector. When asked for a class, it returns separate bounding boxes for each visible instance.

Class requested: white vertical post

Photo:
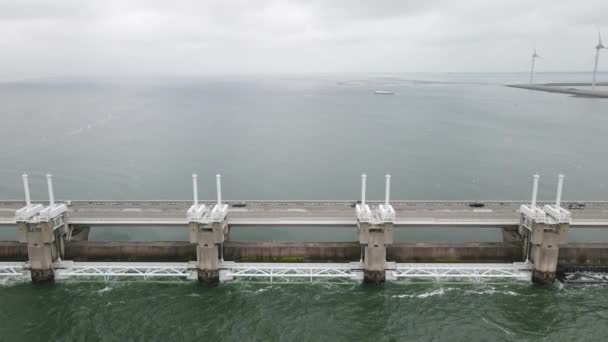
[531,174,539,208]
[530,57,536,84]
[361,174,367,206]
[556,174,564,208]
[593,48,600,90]
[46,174,55,206]
[192,174,198,206]
[385,174,391,206]
[22,174,31,207]
[216,174,222,206]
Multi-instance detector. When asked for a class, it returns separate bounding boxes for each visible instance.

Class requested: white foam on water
[416,288,447,298]
[255,287,271,293]
[481,317,513,336]
[392,287,456,299]
[97,286,113,294]
[0,277,28,287]
[465,288,519,296]
[391,294,415,298]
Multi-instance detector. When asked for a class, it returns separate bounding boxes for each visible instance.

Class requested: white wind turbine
[529,48,542,84]
[592,29,606,90]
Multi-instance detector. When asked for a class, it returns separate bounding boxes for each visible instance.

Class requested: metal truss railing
[219,262,363,283]
[0,262,27,278]
[561,272,608,284]
[2,261,534,284]
[390,262,532,282]
[55,262,192,281]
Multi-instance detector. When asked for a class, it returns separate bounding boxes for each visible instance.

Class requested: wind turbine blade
[598,29,606,49]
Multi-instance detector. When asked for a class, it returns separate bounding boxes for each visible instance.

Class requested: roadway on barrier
[1,200,607,226]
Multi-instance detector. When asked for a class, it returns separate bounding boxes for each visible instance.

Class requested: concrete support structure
[15,174,68,282]
[519,174,570,286]
[356,174,395,284]
[358,222,393,284]
[17,217,69,282]
[189,221,228,284]
[187,174,229,285]
[526,221,568,285]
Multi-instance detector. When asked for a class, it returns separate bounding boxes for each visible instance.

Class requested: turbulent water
[1,281,608,341]
[1,72,608,341]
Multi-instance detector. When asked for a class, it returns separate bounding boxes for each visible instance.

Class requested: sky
[0,0,606,79]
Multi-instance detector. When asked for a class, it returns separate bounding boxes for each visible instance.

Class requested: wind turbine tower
[529,48,541,84]
[592,30,606,90]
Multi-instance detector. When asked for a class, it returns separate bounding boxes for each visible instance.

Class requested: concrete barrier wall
[559,243,608,265]
[0,240,604,264]
[224,241,361,262]
[387,242,522,263]
[60,241,522,263]
[66,241,196,261]
[0,241,27,261]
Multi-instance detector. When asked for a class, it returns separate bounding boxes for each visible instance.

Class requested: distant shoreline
[506,83,608,98]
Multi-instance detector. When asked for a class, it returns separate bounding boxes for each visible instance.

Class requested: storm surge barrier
[2,173,608,286]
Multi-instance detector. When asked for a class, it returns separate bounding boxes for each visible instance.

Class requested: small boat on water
[374,90,395,95]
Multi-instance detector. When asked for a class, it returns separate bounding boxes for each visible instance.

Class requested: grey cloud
[0,0,606,79]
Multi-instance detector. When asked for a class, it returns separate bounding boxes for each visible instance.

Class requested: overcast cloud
[1,0,606,79]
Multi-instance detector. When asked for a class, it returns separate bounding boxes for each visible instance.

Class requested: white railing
[0,262,28,278]
[390,262,532,282]
[356,204,395,224]
[55,261,193,281]
[1,261,535,284]
[543,205,572,224]
[187,204,208,222]
[219,262,363,283]
[519,204,547,223]
[38,204,68,222]
[208,204,228,223]
[14,204,44,222]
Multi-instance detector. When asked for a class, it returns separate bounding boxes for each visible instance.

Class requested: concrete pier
[15,174,69,282]
[358,222,393,284]
[189,221,228,285]
[187,174,229,285]
[355,174,396,284]
[17,218,69,282]
[519,175,571,285]
[524,221,568,285]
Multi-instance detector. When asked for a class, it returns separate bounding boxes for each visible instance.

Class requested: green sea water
[1,281,607,341]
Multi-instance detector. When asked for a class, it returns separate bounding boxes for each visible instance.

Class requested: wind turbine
[592,29,606,90]
[529,48,542,84]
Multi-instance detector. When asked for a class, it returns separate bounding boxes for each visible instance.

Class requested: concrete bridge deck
[1,200,607,226]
